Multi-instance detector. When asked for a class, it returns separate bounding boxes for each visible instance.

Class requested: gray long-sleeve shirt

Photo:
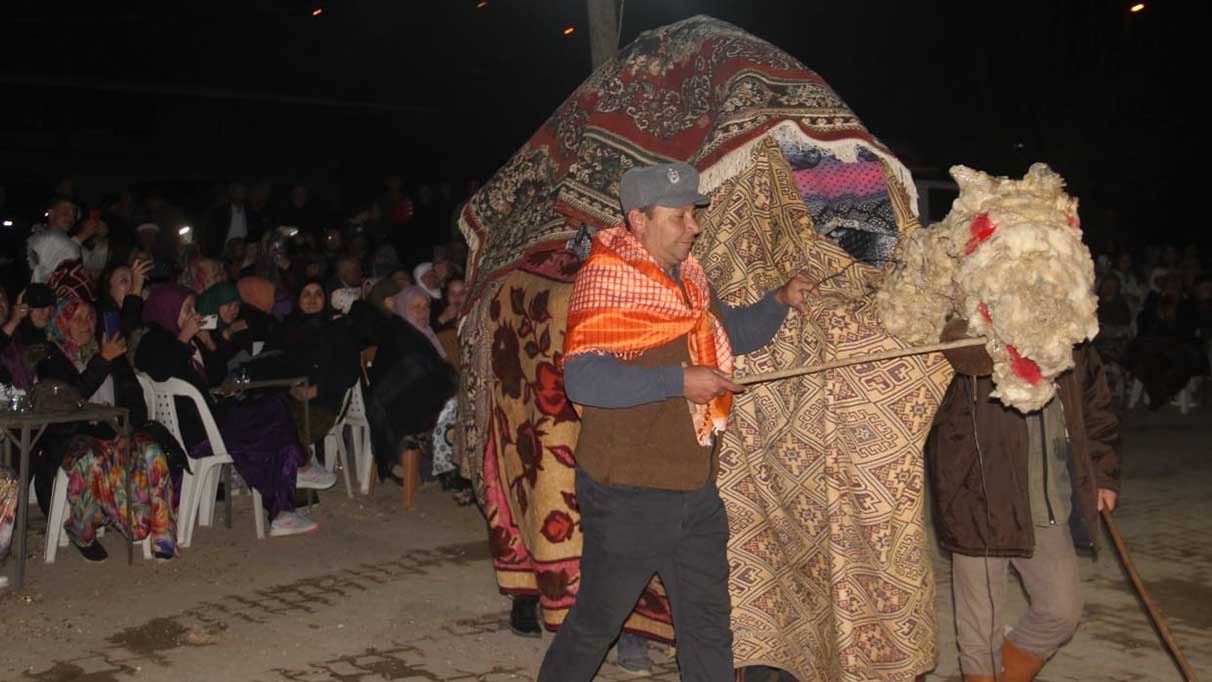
[563,290,788,409]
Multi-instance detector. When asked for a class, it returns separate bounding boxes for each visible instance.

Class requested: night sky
[0,0,1201,247]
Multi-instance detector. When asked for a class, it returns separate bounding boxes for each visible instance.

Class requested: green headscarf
[196,281,239,317]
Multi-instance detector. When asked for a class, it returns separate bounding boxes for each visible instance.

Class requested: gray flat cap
[619,162,709,214]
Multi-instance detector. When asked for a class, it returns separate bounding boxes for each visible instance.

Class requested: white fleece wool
[877,163,1097,412]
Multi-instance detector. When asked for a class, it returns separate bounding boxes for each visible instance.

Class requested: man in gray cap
[536,162,814,681]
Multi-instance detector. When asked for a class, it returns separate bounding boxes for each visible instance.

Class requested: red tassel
[964,213,997,255]
[1006,345,1043,385]
[1068,213,1080,229]
[978,302,993,323]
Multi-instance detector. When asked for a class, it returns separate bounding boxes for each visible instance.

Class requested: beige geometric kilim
[695,139,954,682]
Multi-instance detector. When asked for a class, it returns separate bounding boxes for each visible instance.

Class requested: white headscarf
[27,229,82,283]
[412,262,441,299]
[330,287,361,315]
[393,286,446,359]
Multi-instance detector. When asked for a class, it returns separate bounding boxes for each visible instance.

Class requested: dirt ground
[1,406,1209,682]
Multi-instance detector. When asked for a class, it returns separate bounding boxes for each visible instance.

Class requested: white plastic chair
[1128,375,1199,415]
[44,468,152,563]
[138,373,265,545]
[319,382,374,495]
[316,388,353,499]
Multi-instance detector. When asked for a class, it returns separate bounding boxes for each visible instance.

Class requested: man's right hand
[683,365,745,404]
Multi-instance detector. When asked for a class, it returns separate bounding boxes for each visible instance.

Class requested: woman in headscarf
[179,257,227,295]
[268,280,360,449]
[134,284,334,537]
[36,295,178,561]
[363,285,455,487]
[394,287,472,501]
[412,262,442,300]
[194,280,256,378]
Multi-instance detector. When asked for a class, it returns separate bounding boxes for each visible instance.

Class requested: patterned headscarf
[48,295,98,368]
[393,286,446,360]
[48,260,97,303]
[180,257,227,294]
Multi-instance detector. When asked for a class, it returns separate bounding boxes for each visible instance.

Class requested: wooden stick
[735,338,986,386]
[1102,509,1199,681]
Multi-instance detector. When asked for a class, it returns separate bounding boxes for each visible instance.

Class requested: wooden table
[211,376,311,446]
[1,404,130,591]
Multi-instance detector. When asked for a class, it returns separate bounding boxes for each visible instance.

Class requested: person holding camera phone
[35,293,179,561]
[97,258,153,340]
[195,281,253,369]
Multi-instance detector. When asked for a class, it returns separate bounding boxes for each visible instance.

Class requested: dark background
[0,0,1200,249]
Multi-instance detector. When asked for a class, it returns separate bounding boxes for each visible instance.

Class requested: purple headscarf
[393,286,446,359]
[143,283,195,335]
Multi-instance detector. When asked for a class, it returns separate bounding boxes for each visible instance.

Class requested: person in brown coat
[931,319,1121,682]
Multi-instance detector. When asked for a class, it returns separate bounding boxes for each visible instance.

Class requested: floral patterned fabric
[431,397,458,476]
[62,432,177,557]
[482,258,674,642]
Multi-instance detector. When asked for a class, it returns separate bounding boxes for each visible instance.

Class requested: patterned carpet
[457,15,950,681]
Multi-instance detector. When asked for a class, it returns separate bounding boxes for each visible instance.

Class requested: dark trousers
[537,468,733,682]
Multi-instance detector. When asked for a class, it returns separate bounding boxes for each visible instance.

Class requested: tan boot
[1001,639,1046,682]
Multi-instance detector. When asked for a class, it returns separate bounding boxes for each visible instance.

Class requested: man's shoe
[615,633,653,675]
[269,511,319,537]
[296,464,337,490]
[1001,639,1045,682]
[509,596,542,638]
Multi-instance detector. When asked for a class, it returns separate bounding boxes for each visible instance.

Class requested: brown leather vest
[574,336,716,491]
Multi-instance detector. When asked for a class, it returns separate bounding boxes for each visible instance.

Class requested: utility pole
[586,0,621,69]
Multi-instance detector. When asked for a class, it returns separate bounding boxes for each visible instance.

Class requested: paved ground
[1,405,1208,682]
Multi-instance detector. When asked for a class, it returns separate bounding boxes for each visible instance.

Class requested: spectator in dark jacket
[268,279,360,449]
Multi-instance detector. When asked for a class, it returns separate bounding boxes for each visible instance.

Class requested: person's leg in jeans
[662,484,734,682]
[615,631,653,672]
[951,552,1011,678]
[1006,526,1082,665]
[537,473,669,682]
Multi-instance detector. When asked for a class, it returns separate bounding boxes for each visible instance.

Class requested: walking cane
[1102,510,1199,681]
[735,338,986,385]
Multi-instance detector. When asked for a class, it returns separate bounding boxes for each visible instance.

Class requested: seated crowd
[1093,241,1212,407]
[0,177,473,561]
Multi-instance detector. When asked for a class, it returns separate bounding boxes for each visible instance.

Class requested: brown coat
[574,337,716,491]
[930,345,1121,557]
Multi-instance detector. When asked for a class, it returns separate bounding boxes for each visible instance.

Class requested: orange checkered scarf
[565,226,734,446]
